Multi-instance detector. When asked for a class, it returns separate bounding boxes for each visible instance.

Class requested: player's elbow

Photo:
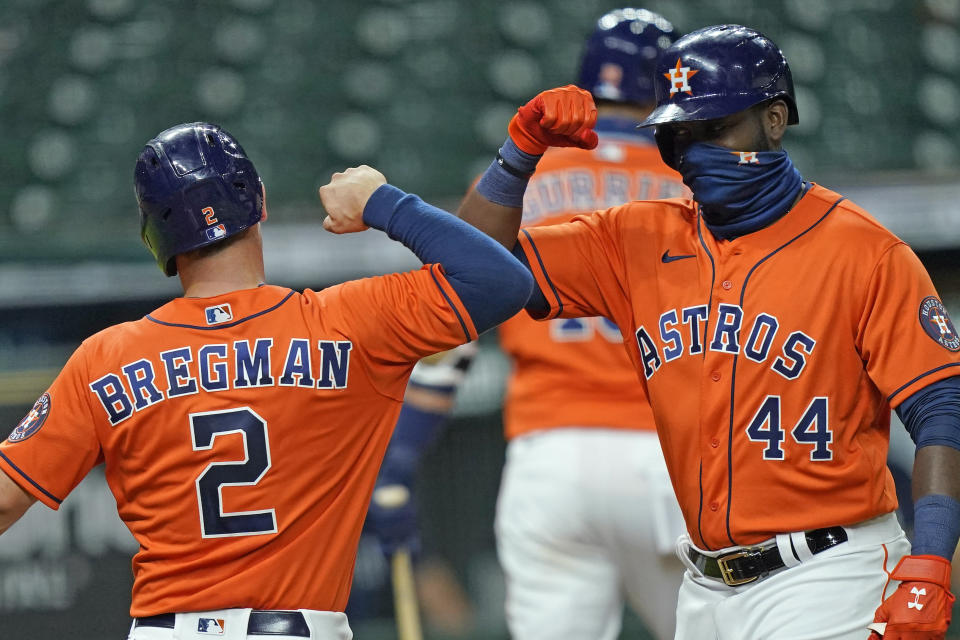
[498,260,534,319]
[450,252,533,334]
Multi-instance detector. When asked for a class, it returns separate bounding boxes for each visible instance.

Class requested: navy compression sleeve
[363,184,533,334]
[895,375,960,450]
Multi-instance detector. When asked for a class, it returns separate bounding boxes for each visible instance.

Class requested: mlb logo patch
[197,618,225,635]
[205,304,233,325]
[205,224,227,241]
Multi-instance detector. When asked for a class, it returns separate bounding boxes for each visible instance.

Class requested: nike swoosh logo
[662,250,696,263]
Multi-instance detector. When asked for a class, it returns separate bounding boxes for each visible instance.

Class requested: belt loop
[676,534,701,575]
[775,533,801,568]
[790,530,814,562]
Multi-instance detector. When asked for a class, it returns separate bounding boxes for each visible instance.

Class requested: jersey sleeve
[858,242,960,407]
[317,264,478,367]
[517,208,629,322]
[0,343,103,509]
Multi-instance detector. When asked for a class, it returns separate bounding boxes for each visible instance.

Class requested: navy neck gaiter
[678,142,804,240]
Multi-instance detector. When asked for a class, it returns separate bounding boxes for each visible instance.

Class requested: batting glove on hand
[508,85,599,156]
[868,555,955,640]
[366,448,420,557]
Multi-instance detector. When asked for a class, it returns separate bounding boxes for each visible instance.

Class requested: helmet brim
[639,93,765,128]
[639,91,798,128]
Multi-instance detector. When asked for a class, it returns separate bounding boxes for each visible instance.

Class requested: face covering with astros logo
[677,142,804,240]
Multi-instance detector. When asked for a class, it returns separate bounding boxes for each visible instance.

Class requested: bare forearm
[457,188,523,250]
[913,445,960,501]
[459,86,597,249]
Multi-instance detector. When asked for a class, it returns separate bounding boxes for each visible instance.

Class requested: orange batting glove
[507,85,599,156]
[869,555,955,639]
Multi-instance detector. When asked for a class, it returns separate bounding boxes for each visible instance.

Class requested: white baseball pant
[674,512,909,639]
[495,428,686,640]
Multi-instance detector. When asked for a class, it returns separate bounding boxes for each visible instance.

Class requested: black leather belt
[136,610,310,637]
[688,526,848,586]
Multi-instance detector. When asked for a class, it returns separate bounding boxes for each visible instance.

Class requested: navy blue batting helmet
[135,122,263,276]
[577,8,678,105]
[639,24,798,127]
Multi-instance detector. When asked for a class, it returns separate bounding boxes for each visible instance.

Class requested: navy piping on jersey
[146,290,296,330]
[696,216,717,353]
[697,462,706,550]
[888,363,960,404]
[429,266,471,343]
[0,450,61,504]
[695,215,716,549]
[722,195,845,546]
[521,229,564,318]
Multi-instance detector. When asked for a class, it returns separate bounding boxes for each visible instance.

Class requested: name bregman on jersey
[89,338,353,425]
[635,303,815,380]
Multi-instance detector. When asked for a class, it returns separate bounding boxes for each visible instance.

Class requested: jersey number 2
[745,396,833,461]
[190,407,277,538]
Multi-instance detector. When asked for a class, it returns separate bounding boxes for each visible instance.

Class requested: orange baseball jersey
[516,183,960,550]
[0,275,476,616]
[500,125,687,439]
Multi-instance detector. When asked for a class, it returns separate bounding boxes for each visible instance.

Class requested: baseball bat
[391,548,424,640]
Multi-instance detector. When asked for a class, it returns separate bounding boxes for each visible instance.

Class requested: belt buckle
[716,547,763,586]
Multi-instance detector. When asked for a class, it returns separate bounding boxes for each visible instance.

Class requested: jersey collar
[146,285,296,330]
[698,183,846,258]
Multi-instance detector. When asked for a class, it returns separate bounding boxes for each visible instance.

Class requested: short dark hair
[178,226,250,262]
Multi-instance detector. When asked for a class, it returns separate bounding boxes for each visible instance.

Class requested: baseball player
[455,25,960,640]
[366,10,689,639]
[0,122,533,639]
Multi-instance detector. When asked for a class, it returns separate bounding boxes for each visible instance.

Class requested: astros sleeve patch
[0,345,103,509]
[859,244,960,406]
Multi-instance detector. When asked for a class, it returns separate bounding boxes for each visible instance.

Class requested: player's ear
[259,182,269,222]
[763,100,789,148]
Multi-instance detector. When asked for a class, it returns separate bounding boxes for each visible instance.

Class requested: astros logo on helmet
[664,58,698,96]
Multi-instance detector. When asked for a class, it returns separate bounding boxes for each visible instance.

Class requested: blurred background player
[0,123,532,639]
[364,9,688,639]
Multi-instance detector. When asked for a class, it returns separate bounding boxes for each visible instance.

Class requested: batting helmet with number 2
[134,122,263,276]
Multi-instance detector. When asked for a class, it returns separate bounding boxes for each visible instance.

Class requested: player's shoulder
[599,197,697,230]
[556,198,697,247]
[72,317,157,368]
[809,183,904,247]
[300,270,427,309]
[84,314,153,343]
